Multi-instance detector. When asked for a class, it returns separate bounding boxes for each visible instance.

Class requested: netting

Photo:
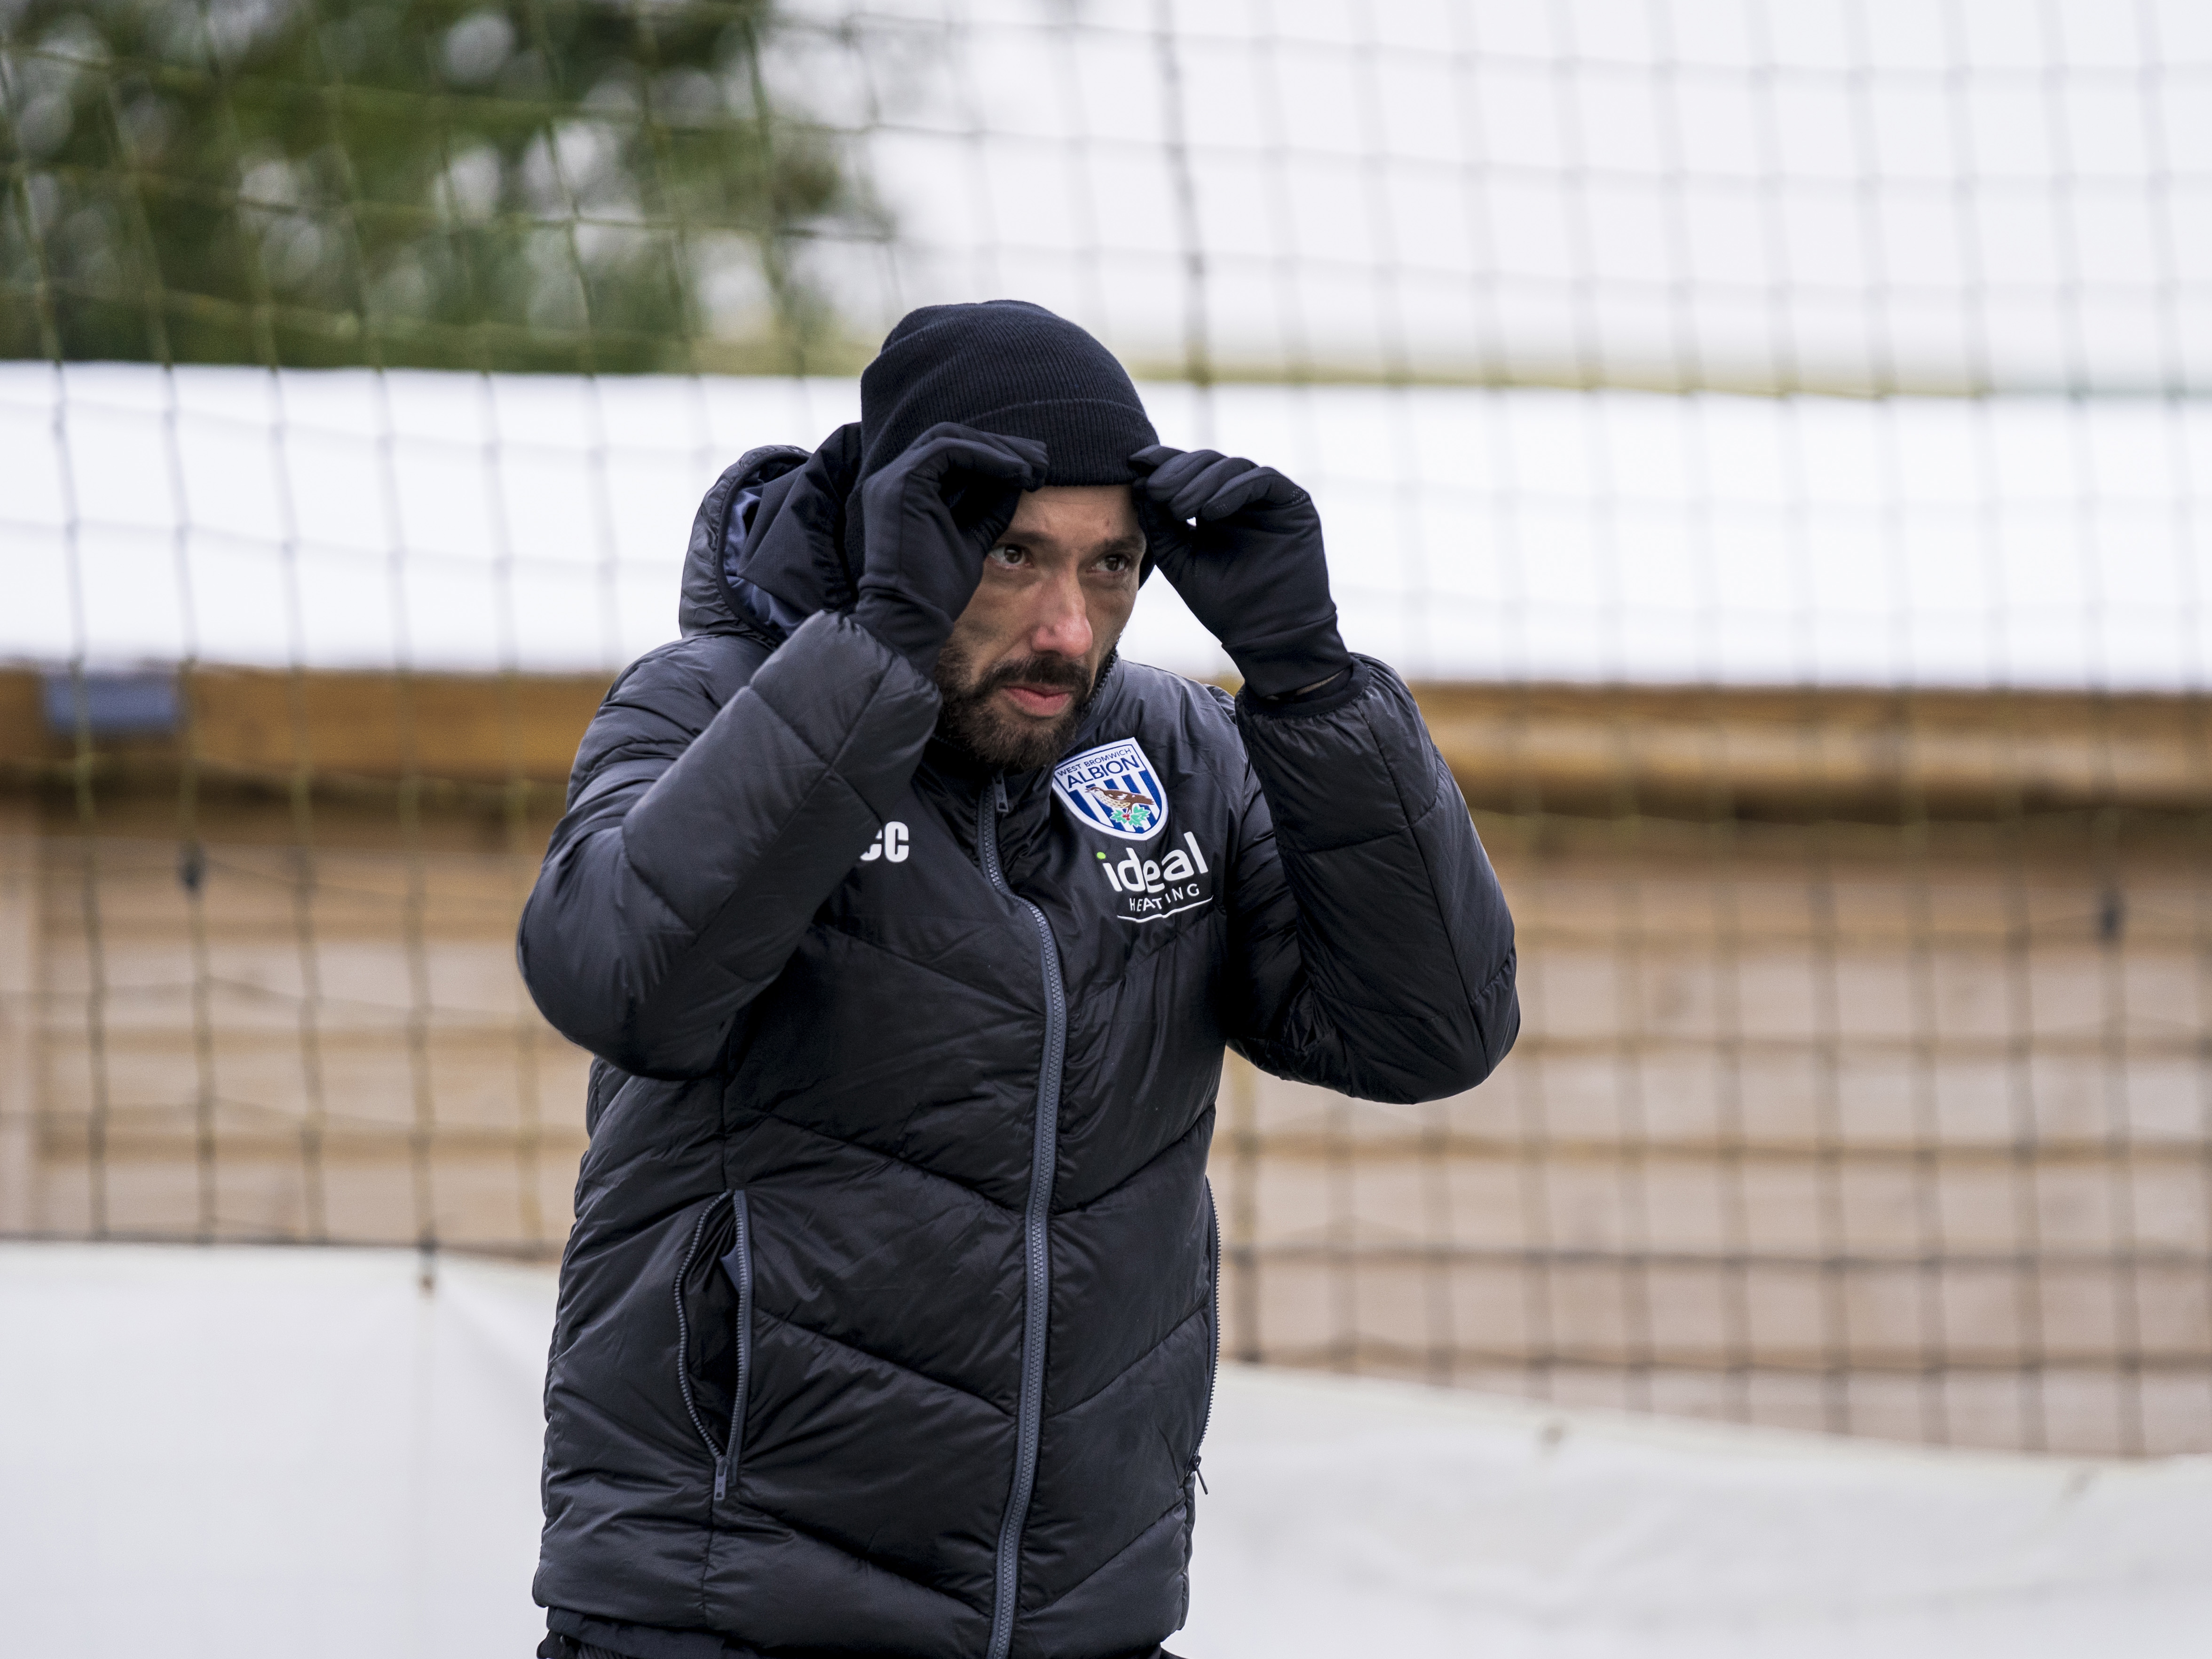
[3,0,2209,1458]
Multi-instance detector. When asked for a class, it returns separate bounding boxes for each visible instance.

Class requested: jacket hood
[680,420,1165,647]
[678,424,865,641]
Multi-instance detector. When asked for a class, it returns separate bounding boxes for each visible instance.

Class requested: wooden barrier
[2,666,2206,1454]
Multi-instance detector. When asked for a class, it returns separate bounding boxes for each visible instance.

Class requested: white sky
[5,362,2204,689]
[788,0,2212,394]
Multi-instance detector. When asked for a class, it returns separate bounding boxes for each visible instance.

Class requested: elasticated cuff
[1237,654,1371,720]
[1225,622,1353,701]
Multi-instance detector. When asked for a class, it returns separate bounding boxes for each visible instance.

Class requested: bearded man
[520,300,1518,1659]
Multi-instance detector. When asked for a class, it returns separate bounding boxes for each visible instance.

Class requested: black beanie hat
[855,300,1157,490]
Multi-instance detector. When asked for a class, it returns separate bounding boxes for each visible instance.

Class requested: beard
[932,641,1112,773]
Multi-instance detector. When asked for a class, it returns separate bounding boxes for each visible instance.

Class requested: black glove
[852,422,1047,672]
[1130,445,1351,699]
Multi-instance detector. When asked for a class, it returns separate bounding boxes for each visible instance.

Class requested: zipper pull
[1190,1454,1208,1495]
[993,774,1009,814]
[713,1456,729,1501]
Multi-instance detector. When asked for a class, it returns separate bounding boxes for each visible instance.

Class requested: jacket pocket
[674,1190,754,1502]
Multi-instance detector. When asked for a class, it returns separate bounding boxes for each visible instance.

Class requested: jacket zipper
[1194,1178,1220,1486]
[979,773,1066,1659]
[672,1192,752,1504]
[717,1191,753,1502]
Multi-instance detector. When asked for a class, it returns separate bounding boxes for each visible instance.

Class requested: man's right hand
[852,423,1046,673]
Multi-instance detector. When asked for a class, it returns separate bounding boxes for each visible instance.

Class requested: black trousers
[539,1639,1183,1659]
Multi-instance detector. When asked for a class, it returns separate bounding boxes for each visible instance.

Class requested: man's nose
[1027,568,1093,659]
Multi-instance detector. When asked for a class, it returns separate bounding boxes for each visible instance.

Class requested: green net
[5,0,2210,1457]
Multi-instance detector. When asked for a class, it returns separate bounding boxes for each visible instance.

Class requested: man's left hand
[1131,445,1351,699]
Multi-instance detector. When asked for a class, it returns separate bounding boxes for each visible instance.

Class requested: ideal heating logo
[1095,831,1213,923]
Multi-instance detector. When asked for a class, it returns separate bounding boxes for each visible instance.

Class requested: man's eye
[1097,553,1132,574]
[988,545,1026,567]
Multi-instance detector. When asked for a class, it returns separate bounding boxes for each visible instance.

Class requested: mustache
[970,653,1092,698]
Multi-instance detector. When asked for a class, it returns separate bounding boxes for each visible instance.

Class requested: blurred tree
[0,0,870,371]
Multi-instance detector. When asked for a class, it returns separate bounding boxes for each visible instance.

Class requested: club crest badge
[1051,738,1169,841]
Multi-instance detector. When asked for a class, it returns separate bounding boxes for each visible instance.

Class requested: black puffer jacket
[521,436,1519,1659]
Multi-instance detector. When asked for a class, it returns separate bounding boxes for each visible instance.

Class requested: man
[520,301,1518,1659]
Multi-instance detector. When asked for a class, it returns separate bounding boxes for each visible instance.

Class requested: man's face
[932,483,1144,772]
